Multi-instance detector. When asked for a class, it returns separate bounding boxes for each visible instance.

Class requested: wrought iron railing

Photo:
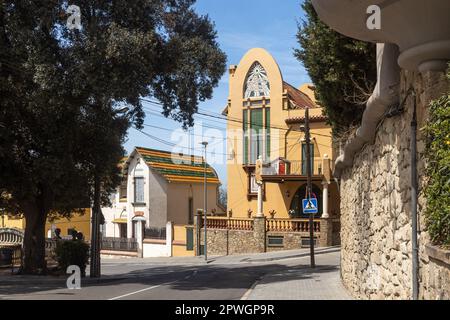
[101,237,138,252]
[144,227,166,240]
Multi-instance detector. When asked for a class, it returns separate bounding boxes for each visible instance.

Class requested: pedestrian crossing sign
[302,198,318,214]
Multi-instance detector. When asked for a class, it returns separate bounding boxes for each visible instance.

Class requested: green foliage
[0,0,226,272]
[425,68,450,247]
[295,0,377,135]
[54,240,90,276]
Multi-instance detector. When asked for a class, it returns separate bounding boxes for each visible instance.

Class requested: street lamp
[201,141,208,262]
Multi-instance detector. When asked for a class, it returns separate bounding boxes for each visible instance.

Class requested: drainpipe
[410,90,418,300]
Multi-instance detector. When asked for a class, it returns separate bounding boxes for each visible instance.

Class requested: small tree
[295,0,377,135]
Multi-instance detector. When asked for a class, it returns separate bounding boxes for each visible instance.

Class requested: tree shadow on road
[0,261,340,299]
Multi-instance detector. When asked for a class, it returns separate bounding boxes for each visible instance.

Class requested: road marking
[108,282,174,300]
[108,269,198,300]
[240,277,261,300]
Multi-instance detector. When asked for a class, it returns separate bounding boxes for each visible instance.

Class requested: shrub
[54,240,90,276]
[425,68,450,247]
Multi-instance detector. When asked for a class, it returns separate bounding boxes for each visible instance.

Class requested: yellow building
[1,210,91,240]
[223,48,339,219]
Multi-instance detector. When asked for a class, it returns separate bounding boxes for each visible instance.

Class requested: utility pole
[305,107,315,268]
[201,141,208,262]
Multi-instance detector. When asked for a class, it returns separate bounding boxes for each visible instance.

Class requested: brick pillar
[253,216,266,253]
[319,217,333,247]
[193,209,203,256]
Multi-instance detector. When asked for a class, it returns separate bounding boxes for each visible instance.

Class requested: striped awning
[112,218,127,224]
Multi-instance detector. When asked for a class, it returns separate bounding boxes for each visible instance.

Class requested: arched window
[244,62,270,98]
[289,184,322,218]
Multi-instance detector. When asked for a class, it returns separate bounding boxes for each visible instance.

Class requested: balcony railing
[203,217,254,231]
[266,218,320,233]
[262,159,326,176]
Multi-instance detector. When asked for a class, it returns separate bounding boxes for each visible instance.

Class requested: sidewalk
[99,246,342,266]
[243,249,353,300]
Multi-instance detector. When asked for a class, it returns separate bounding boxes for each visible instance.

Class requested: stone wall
[340,70,450,299]
[197,216,339,255]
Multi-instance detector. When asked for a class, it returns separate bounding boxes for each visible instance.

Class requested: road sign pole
[305,107,315,268]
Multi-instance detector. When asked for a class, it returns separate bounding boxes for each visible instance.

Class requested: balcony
[261,157,332,183]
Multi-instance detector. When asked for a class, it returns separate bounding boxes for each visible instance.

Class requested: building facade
[224,48,339,222]
[102,147,224,257]
[311,0,450,299]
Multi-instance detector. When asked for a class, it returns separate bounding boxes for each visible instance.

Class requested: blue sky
[124,0,311,187]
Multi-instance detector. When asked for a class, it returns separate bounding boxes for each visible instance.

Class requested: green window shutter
[186,227,194,251]
[250,109,263,164]
[243,110,248,164]
[265,108,270,160]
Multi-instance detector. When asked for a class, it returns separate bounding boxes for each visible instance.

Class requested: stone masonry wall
[340,70,450,299]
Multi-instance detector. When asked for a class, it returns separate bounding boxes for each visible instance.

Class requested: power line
[141,98,333,138]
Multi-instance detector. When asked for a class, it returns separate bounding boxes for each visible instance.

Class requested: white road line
[240,277,260,300]
[108,282,175,300]
[108,269,198,300]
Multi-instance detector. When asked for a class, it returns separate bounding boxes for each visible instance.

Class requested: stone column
[253,216,266,253]
[256,183,264,218]
[166,221,173,257]
[133,216,146,258]
[319,217,333,247]
[321,181,329,219]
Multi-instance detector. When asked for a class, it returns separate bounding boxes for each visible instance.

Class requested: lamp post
[201,141,208,262]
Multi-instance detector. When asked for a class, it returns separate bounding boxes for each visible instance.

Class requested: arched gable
[231,48,284,103]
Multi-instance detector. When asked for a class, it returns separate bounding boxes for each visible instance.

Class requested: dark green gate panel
[186,227,194,251]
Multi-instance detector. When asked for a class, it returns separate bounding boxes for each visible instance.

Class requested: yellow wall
[1,215,26,229]
[1,209,91,240]
[167,182,224,225]
[45,209,92,240]
[172,224,195,257]
[226,48,337,219]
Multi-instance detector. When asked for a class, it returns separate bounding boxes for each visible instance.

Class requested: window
[243,108,271,164]
[268,236,284,247]
[244,62,270,98]
[119,176,127,200]
[134,177,145,204]
[301,143,314,175]
[250,174,259,194]
[301,237,317,248]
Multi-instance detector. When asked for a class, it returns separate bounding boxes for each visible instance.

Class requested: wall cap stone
[425,244,450,266]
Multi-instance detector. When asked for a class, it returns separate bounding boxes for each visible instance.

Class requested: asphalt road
[0,247,346,300]
[1,262,283,300]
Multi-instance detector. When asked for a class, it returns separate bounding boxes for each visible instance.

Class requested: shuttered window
[134,177,145,204]
[242,107,271,164]
[243,110,249,164]
[250,108,263,164]
[265,108,270,159]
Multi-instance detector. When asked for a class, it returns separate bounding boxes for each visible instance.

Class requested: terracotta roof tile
[283,82,316,109]
[134,147,220,184]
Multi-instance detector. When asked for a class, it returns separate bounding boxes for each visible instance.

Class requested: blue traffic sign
[302,198,318,214]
